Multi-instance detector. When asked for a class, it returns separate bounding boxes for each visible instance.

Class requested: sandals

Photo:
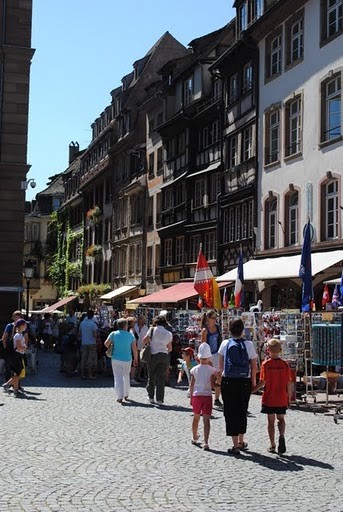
[238,442,248,451]
[191,433,200,445]
[278,436,286,454]
[227,446,241,455]
[202,444,210,451]
[267,446,276,453]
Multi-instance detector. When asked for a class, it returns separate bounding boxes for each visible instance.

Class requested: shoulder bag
[140,327,154,364]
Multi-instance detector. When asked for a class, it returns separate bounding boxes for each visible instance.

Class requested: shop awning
[127,281,229,305]
[100,285,138,300]
[40,295,78,313]
[217,250,343,282]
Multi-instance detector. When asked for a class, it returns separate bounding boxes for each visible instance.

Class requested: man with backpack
[1,310,22,384]
[218,318,257,455]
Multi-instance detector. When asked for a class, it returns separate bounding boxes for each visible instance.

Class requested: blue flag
[299,220,312,312]
[340,270,343,304]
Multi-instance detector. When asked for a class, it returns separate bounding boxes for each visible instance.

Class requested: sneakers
[148,398,154,404]
[278,435,286,454]
[214,398,223,408]
[2,384,10,393]
[156,400,164,406]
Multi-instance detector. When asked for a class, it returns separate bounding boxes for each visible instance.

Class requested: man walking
[78,309,98,379]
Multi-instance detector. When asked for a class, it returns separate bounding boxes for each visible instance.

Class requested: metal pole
[26,279,30,319]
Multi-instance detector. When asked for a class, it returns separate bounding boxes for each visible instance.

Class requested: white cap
[160,310,168,317]
[198,342,212,359]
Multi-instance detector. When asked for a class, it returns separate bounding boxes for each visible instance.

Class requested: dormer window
[239,2,248,32]
[183,75,193,106]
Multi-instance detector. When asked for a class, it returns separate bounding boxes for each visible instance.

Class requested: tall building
[0,0,34,326]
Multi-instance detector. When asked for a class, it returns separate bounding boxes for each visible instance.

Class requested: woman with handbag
[142,315,172,405]
[104,317,138,404]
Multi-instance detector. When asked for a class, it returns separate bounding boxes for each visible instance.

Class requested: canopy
[324,277,341,285]
[127,281,229,305]
[40,295,77,313]
[100,285,138,300]
[217,250,343,282]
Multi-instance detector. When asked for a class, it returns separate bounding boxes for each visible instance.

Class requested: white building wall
[258,0,343,251]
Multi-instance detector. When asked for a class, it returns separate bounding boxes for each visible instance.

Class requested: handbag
[140,328,154,364]
[105,341,113,358]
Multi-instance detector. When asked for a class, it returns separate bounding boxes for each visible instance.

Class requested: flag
[321,284,331,308]
[340,270,343,305]
[222,288,229,309]
[229,292,235,308]
[234,249,244,308]
[332,285,340,308]
[299,220,312,312]
[197,295,203,309]
[194,247,221,309]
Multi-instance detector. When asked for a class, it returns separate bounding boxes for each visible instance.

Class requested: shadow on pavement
[239,450,304,471]
[280,454,334,470]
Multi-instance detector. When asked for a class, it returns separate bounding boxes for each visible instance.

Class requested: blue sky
[27,0,235,200]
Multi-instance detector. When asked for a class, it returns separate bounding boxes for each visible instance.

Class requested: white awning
[100,285,138,300]
[324,277,341,285]
[187,161,221,179]
[217,250,343,282]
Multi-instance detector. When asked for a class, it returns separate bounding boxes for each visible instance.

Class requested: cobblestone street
[0,353,342,512]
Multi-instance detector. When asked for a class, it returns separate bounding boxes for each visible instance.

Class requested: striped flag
[332,285,340,308]
[321,284,330,308]
[222,288,229,309]
[340,270,343,305]
[234,249,244,308]
[194,247,221,310]
[197,295,203,309]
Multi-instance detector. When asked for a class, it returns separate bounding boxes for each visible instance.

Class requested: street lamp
[23,259,35,319]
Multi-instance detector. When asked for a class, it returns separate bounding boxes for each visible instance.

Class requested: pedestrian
[78,309,98,379]
[42,313,53,351]
[3,319,28,397]
[254,338,292,454]
[51,312,61,352]
[134,315,149,381]
[218,318,257,455]
[104,317,138,404]
[189,342,220,451]
[177,347,198,397]
[142,315,172,405]
[200,309,223,407]
[1,310,24,384]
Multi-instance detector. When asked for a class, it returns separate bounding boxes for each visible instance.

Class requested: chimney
[69,141,79,164]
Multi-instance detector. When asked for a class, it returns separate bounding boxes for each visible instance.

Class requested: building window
[228,134,239,168]
[265,197,278,249]
[157,112,163,126]
[164,189,173,211]
[194,179,204,208]
[148,152,155,177]
[285,96,302,156]
[147,246,153,276]
[157,147,163,174]
[175,236,184,265]
[183,76,193,106]
[327,0,343,38]
[148,118,155,135]
[228,73,238,104]
[265,108,280,164]
[164,239,173,266]
[239,2,248,32]
[285,191,299,246]
[265,29,282,80]
[213,79,222,101]
[209,173,221,203]
[290,19,304,63]
[243,62,253,93]
[325,179,339,239]
[204,232,217,261]
[242,125,253,161]
[256,0,264,18]
[321,74,342,142]
[190,235,201,263]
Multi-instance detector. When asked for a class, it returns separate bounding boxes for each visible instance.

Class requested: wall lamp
[21,178,36,190]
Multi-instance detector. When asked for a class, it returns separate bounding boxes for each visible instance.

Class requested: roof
[217,250,343,281]
[37,174,64,196]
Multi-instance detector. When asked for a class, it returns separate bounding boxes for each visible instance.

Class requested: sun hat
[198,342,212,359]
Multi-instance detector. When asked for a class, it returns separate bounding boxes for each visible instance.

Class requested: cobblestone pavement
[0,352,342,512]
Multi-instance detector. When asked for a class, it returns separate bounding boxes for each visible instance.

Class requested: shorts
[261,405,287,415]
[192,395,212,416]
[9,352,25,377]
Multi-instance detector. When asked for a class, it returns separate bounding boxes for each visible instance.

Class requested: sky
[27,0,235,200]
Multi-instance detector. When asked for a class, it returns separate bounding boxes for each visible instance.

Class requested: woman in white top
[142,315,172,405]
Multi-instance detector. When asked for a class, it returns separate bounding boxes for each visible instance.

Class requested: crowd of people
[1,307,293,455]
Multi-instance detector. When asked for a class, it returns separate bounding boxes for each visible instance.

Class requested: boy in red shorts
[255,338,292,454]
[190,342,220,451]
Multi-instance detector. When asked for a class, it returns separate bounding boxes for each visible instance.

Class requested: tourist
[104,317,138,404]
[78,309,98,379]
[254,338,292,454]
[1,310,23,384]
[3,319,28,397]
[177,346,198,397]
[189,342,220,450]
[134,315,149,381]
[218,318,257,454]
[142,315,172,405]
[200,309,223,407]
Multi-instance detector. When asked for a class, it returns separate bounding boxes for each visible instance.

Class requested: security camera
[30,180,36,189]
